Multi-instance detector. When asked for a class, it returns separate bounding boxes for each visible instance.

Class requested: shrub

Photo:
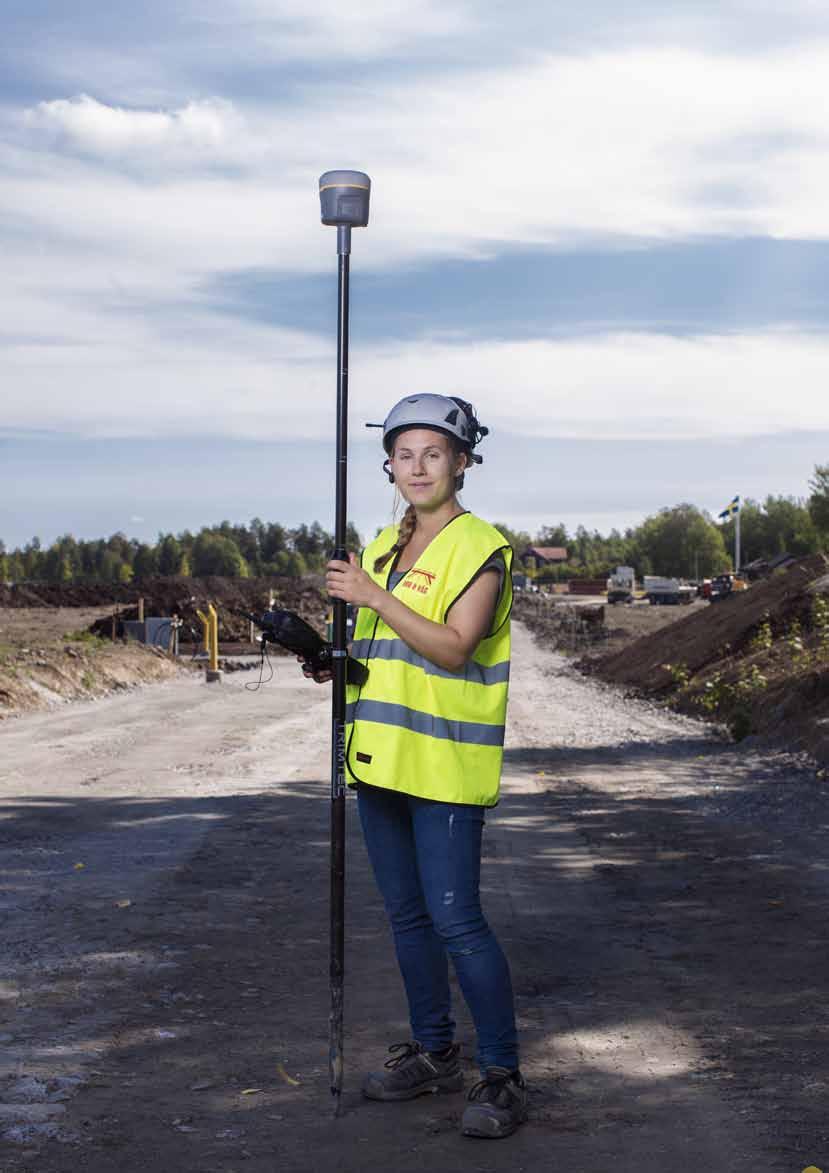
[663,662,690,688]
[813,594,829,658]
[785,618,809,668]
[748,613,773,654]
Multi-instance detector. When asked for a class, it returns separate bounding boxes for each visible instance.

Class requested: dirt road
[1,624,827,1171]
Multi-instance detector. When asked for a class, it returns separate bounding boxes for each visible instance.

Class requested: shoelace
[467,1069,519,1103]
[384,1042,423,1070]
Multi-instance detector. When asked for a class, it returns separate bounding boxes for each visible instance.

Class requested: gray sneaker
[362,1042,463,1101]
[461,1066,528,1138]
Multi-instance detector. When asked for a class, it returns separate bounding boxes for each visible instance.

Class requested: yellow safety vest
[345,512,513,806]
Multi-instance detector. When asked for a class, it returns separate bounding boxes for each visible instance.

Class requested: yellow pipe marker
[195,609,210,653]
[207,603,219,672]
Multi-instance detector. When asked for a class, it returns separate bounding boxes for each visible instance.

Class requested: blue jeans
[357,783,518,1072]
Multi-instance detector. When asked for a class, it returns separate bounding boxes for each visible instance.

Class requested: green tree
[191,532,250,577]
[270,550,307,576]
[261,522,287,562]
[21,537,43,579]
[157,534,185,576]
[632,504,729,578]
[721,495,819,562]
[106,532,132,566]
[290,522,331,571]
[808,464,829,539]
[492,522,533,556]
[100,550,127,583]
[536,523,569,548]
[133,544,158,578]
[761,495,818,556]
[6,551,24,581]
[43,544,73,583]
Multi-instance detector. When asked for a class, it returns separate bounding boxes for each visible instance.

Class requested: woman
[319,393,526,1139]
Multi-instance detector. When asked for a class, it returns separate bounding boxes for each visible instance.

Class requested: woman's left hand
[326,553,382,608]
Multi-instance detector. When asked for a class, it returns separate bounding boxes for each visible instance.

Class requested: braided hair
[374,502,418,574]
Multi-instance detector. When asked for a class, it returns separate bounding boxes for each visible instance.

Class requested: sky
[2,0,829,550]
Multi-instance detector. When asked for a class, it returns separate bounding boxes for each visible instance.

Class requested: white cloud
[356,331,829,443]
[10,44,829,265]
[204,0,473,58]
[3,313,828,444]
[3,41,829,461]
[24,95,244,160]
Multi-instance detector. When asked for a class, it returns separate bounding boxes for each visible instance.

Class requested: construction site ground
[2,621,828,1172]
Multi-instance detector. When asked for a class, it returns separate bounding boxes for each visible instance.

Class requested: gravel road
[1,622,827,1171]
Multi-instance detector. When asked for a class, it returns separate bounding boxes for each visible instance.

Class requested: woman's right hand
[297,655,332,684]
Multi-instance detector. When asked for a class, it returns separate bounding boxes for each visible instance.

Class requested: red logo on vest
[402,567,436,595]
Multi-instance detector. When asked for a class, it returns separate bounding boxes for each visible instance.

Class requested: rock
[5,1076,49,1103]
[0,1102,66,1122]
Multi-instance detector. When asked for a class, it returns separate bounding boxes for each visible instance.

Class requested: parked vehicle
[709,573,748,603]
[643,575,695,605]
[606,565,635,604]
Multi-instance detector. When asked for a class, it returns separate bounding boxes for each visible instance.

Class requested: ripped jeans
[357,783,518,1072]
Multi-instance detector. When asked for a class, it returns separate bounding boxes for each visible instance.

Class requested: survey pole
[318,170,371,1112]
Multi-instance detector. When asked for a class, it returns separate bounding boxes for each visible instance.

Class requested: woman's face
[389,428,467,511]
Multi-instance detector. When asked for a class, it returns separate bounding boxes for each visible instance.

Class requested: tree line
[1,466,827,584]
[0,520,361,584]
[499,466,828,581]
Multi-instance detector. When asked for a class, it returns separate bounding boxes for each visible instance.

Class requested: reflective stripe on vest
[345,699,506,746]
[350,637,511,686]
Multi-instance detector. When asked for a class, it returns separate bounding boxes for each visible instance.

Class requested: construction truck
[606,566,635,604]
[643,576,696,605]
[709,573,748,603]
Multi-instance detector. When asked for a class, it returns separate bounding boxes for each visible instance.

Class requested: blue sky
[2,1,829,549]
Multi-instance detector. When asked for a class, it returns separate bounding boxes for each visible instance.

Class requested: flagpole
[735,506,741,574]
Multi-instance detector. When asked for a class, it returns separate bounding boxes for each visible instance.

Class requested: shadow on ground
[1,743,827,1170]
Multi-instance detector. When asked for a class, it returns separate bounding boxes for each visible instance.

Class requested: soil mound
[585,553,829,762]
[0,576,329,644]
[590,553,829,693]
[0,641,183,720]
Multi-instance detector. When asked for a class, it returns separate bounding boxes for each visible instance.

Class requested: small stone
[0,1103,66,1122]
[6,1076,49,1103]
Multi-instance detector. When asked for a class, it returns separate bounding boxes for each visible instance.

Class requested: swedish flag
[718,495,740,521]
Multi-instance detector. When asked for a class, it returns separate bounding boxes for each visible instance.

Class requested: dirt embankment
[0,575,329,644]
[0,575,331,720]
[512,590,708,658]
[578,554,829,761]
[0,604,184,721]
[0,634,182,720]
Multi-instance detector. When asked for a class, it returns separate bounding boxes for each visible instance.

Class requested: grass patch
[63,630,107,649]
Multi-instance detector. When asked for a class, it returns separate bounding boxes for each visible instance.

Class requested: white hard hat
[378,394,488,465]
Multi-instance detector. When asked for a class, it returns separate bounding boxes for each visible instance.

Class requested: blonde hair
[374,501,417,574]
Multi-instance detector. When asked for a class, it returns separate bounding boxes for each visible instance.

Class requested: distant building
[520,546,569,570]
